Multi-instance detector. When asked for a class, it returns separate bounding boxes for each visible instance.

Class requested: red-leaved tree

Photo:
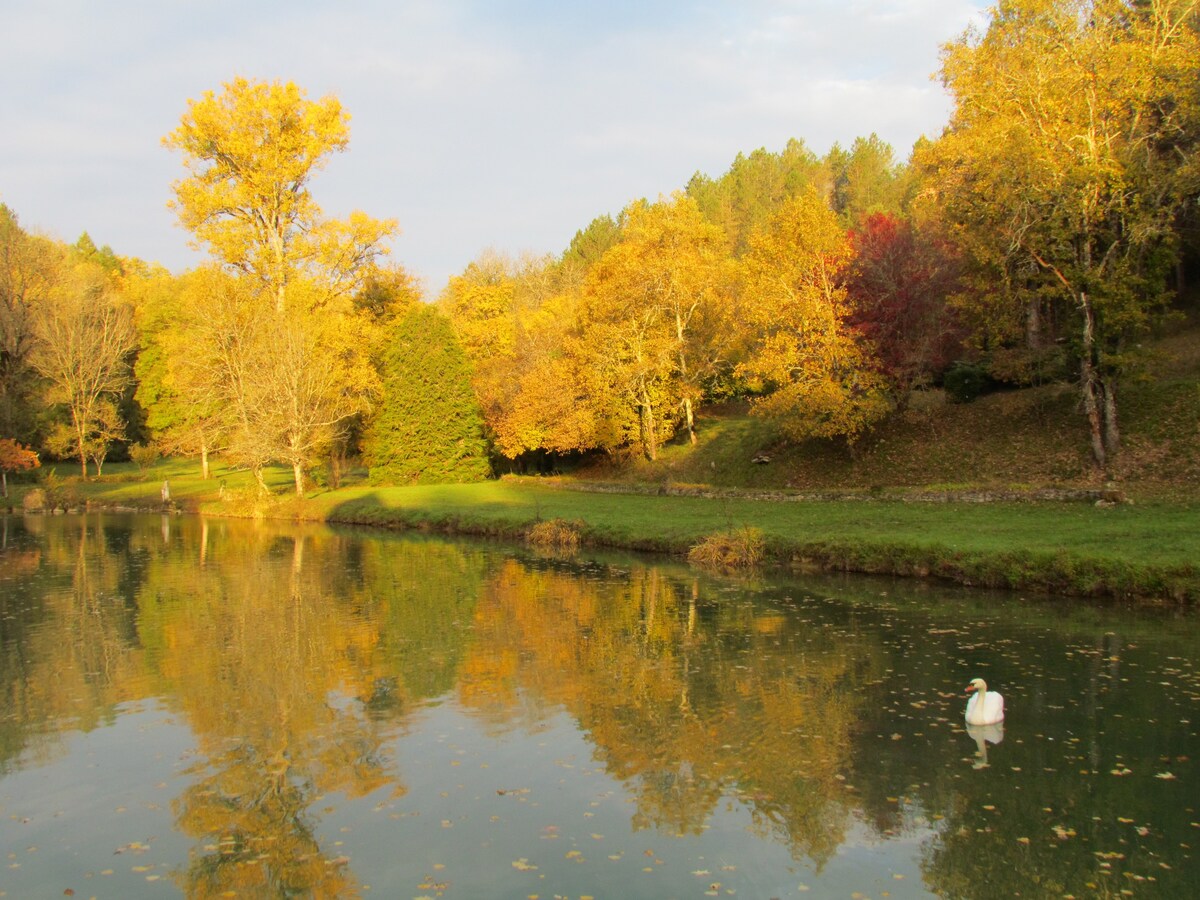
[845,212,966,398]
[0,438,39,498]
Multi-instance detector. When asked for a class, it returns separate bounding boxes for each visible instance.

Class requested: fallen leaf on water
[1155,772,1176,780]
[512,858,538,871]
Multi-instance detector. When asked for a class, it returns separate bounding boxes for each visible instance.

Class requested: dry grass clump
[526,517,583,550]
[688,527,766,569]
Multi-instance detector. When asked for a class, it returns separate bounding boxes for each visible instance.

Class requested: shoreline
[16,479,1191,605]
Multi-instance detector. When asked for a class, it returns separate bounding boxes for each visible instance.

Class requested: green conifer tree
[364,305,491,484]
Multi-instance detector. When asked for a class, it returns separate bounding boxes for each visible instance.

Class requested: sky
[0,0,990,296]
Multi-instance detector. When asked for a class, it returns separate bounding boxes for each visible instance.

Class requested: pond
[0,513,1197,898]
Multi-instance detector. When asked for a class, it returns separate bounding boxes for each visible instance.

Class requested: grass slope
[592,325,1200,502]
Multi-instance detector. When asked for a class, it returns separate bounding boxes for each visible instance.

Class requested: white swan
[965,678,1004,725]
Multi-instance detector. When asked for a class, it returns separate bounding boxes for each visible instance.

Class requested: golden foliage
[738,190,891,442]
[164,77,395,313]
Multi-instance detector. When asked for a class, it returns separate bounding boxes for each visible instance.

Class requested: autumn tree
[577,194,733,459]
[0,205,59,442]
[130,264,224,478]
[0,438,38,498]
[920,0,1200,470]
[164,78,400,492]
[267,297,381,494]
[440,250,520,425]
[441,250,598,464]
[164,77,395,314]
[738,190,890,443]
[31,260,137,477]
[845,212,965,396]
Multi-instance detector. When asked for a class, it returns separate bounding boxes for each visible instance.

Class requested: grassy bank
[12,462,1198,603]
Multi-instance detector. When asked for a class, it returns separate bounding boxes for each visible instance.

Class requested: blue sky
[0,1,989,295]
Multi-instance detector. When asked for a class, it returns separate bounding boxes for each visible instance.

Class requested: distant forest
[2,0,1198,491]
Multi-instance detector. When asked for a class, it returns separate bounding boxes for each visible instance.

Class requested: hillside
[581,324,1200,503]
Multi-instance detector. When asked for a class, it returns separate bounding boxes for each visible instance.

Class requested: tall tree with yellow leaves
[164,78,398,493]
[738,190,890,444]
[578,194,733,459]
[164,77,395,314]
[920,0,1200,470]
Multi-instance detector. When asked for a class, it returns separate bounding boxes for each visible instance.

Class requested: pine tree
[364,305,491,484]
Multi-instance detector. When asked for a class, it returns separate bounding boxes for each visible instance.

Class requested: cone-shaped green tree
[364,305,491,484]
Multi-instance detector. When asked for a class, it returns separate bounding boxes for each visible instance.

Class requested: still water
[0,513,1197,899]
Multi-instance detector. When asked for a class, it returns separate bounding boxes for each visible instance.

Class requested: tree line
[2,0,1198,491]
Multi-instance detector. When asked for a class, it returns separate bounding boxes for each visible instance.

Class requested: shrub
[128,442,161,474]
[526,518,582,550]
[688,527,766,569]
[943,361,991,403]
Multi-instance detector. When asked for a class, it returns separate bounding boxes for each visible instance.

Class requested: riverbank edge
[310,507,1194,606]
[243,482,1190,602]
[50,478,1192,605]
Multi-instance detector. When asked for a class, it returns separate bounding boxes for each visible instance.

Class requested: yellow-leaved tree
[164,77,395,314]
[163,78,398,494]
[576,193,733,460]
[738,190,890,443]
[918,0,1200,470]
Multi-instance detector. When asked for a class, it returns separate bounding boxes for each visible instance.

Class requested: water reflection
[0,513,1198,898]
[965,723,1004,769]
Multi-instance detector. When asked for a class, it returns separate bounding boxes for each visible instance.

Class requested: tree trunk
[76,420,88,479]
[1079,293,1107,471]
[1102,375,1120,461]
[252,465,269,496]
[683,397,697,445]
[293,459,305,496]
[640,390,658,461]
[201,442,210,481]
[2,471,7,499]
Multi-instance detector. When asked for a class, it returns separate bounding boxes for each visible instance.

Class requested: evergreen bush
[363,306,491,484]
[943,361,991,403]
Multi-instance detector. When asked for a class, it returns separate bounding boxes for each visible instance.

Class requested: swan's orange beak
[965,684,978,694]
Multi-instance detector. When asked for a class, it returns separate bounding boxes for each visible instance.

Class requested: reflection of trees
[458,557,887,867]
[7,517,1199,897]
[817,578,1200,899]
[0,514,487,897]
[0,515,146,772]
[134,521,485,898]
